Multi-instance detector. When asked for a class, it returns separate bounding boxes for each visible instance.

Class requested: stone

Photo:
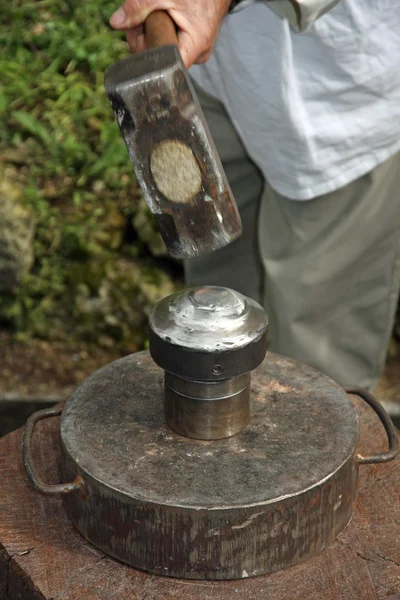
[0,166,35,292]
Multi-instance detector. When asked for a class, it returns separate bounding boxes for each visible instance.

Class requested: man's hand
[109,0,231,68]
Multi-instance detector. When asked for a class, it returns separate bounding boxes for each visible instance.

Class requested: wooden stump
[1,396,400,599]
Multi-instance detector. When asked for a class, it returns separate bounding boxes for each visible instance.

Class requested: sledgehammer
[105,10,242,259]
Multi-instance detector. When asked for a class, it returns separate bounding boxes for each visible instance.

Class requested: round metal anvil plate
[61,351,359,580]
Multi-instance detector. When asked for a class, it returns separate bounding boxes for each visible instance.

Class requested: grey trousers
[185,84,400,389]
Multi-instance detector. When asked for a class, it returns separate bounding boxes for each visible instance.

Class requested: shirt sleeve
[231,0,341,32]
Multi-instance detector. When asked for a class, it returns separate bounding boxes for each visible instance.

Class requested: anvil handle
[144,10,178,49]
[22,405,85,495]
[344,386,399,464]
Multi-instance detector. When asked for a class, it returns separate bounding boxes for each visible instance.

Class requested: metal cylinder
[164,373,250,439]
[148,286,268,440]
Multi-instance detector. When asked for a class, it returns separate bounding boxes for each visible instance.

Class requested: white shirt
[190,1,400,200]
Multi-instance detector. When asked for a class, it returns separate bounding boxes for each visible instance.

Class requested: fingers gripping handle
[144,11,178,49]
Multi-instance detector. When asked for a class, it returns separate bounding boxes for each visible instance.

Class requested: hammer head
[105,46,242,259]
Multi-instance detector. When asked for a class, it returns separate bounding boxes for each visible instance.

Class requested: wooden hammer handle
[144,10,178,49]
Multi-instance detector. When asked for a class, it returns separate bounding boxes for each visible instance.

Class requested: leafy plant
[0,0,179,350]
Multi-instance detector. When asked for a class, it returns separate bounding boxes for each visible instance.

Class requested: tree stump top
[1,396,400,599]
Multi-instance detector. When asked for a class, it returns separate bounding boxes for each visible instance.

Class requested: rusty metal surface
[105,47,242,259]
[59,351,360,579]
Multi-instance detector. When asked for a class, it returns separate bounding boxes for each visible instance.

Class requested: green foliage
[0,0,131,187]
[0,0,178,350]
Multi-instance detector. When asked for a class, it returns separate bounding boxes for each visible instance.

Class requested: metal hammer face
[105,36,242,258]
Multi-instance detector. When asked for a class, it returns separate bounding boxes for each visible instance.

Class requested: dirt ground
[0,332,399,437]
[0,332,123,436]
[0,331,122,402]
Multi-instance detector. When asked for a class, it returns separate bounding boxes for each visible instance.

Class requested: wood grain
[0,395,399,599]
[144,10,178,49]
